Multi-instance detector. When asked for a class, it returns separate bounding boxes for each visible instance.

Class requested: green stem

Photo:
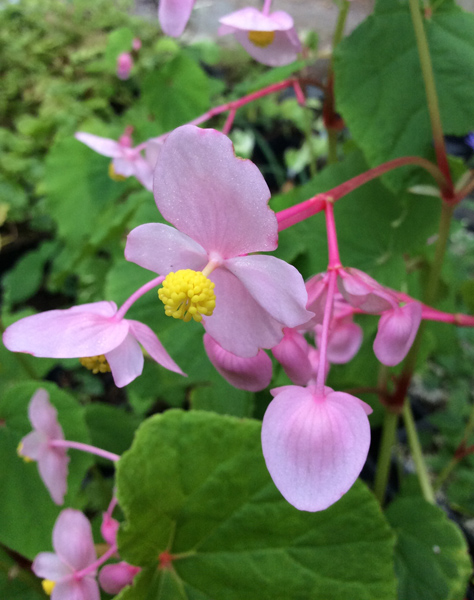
[331,0,351,61]
[402,401,436,503]
[327,129,338,165]
[424,201,455,306]
[374,410,399,505]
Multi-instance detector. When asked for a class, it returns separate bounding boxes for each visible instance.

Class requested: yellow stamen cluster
[42,580,56,595]
[79,355,111,374]
[248,30,275,48]
[17,442,33,462]
[108,163,127,182]
[158,269,216,323]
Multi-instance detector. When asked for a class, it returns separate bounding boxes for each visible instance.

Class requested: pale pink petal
[219,7,293,31]
[28,389,64,439]
[337,268,395,313]
[53,509,96,570]
[326,320,363,364]
[129,320,185,376]
[203,333,272,391]
[3,304,129,358]
[204,268,284,358]
[113,157,136,177]
[117,52,133,80]
[19,431,44,461]
[373,302,422,366]
[304,273,328,325]
[218,24,235,36]
[52,577,100,600]
[154,125,277,257]
[271,329,312,386]
[37,447,69,505]
[159,0,195,37]
[75,133,122,158]
[233,29,301,67]
[99,562,141,595]
[105,334,144,388]
[32,552,71,580]
[132,157,154,192]
[145,139,164,170]
[224,255,312,328]
[307,347,330,381]
[125,224,207,275]
[261,388,371,511]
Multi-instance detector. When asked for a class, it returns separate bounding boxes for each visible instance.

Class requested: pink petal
[261,388,372,511]
[125,224,208,275]
[224,255,312,328]
[105,334,144,388]
[37,446,69,505]
[101,514,119,546]
[337,268,395,313]
[271,329,312,386]
[304,273,328,325]
[53,509,96,571]
[75,133,122,158]
[158,0,195,37]
[233,28,301,67]
[145,139,164,170]
[117,52,133,80]
[203,333,272,391]
[28,389,64,439]
[373,302,422,366]
[204,268,284,358]
[32,552,71,580]
[153,125,277,257]
[129,320,185,376]
[219,7,293,31]
[113,157,136,177]
[19,431,44,461]
[132,156,154,192]
[52,577,100,600]
[99,562,141,595]
[3,303,129,358]
[326,320,363,364]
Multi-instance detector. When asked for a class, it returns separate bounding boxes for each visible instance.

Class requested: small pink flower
[219,7,301,67]
[75,129,153,191]
[33,509,99,600]
[116,52,133,80]
[158,0,195,37]
[99,562,141,595]
[101,513,119,546]
[18,389,69,505]
[3,301,184,388]
[373,302,422,366]
[132,38,142,51]
[261,385,372,511]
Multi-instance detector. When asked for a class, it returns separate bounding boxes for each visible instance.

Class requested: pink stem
[106,495,118,517]
[315,268,338,394]
[75,544,118,580]
[277,196,328,231]
[293,80,306,106]
[115,276,165,321]
[50,440,120,462]
[325,201,341,267]
[222,108,237,135]
[262,0,273,15]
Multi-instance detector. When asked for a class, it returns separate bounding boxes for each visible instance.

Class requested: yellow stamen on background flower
[248,30,275,48]
[80,355,111,374]
[17,442,33,462]
[42,580,56,595]
[108,163,127,182]
[158,269,216,323]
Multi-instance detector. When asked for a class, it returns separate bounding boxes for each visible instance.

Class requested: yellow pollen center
[42,580,56,595]
[17,442,33,462]
[79,355,111,374]
[248,30,275,48]
[158,269,216,323]
[108,162,127,182]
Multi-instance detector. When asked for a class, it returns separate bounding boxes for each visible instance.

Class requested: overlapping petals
[3,301,184,387]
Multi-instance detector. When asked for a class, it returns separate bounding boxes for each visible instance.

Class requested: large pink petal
[261,388,371,511]
[234,29,301,67]
[153,125,277,257]
[52,577,100,600]
[271,329,312,386]
[105,334,144,388]
[158,0,194,37]
[3,303,129,358]
[32,552,71,580]
[75,133,122,158]
[224,255,312,328]
[204,268,284,357]
[53,510,96,570]
[203,333,272,391]
[125,224,207,275]
[37,447,69,505]
[129,320,185,376]
[373,302,422,366]
[219,8,293,31]
[28,389,64,439]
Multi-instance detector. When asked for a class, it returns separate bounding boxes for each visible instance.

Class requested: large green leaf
[334,0,474,189]
[116,410,396,600]
[386,497,471,600]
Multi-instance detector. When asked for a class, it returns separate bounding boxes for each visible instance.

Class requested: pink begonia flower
[159,0,195,37]
[116,52,133,80]
[261,385,372,511]
[99,562,141,595]
[3,301,184,388]
[75,129,154,191]
[33,509,99,600]
[132,38,142,51]
[101,513,119,546]
[337,267,397,314]
[373,302,422,366]
[219,7,301,67]
[125,125,313,358]
[18,389,69,505]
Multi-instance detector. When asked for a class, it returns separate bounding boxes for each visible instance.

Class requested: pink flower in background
[125,125,312,358]
[158,0,195,37]
[374,302,422,366]
[116,52,133,80]
[261,385,372,511]
[132,38,142,51]
[219,7,301,67]
[99,562,141,595]
[3,301,184,388]
[75,128,154,191]
[18,389,69,505]
[32,509,99,600]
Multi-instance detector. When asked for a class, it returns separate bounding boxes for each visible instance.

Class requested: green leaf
[334,0,474,189]
[105,27,134,69]
[386,497,472,600]
[116,410,396,600]
[84,403,141,461]
[189,377,254,418]
[0,546,43,600]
